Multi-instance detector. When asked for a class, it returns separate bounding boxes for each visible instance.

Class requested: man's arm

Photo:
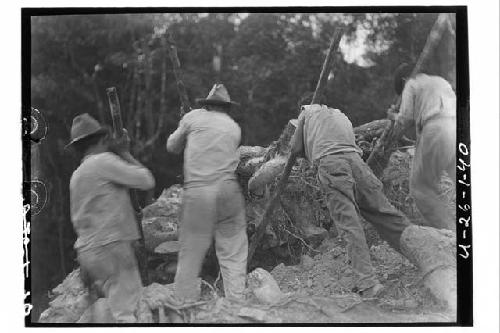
[290,112,306,158]
[394,80,416,130]
[100,153,155,191]
[166,116,189,154]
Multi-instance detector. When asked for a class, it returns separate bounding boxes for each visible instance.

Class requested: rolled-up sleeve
[167,117,189,154]
[99,153,155,190]
[396,80,416,129]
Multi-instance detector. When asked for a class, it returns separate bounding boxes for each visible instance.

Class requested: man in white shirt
[390,63,456,230]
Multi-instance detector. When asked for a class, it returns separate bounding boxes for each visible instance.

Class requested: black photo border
[22,5,471,327]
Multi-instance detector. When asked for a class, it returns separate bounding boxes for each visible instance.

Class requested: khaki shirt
[294,104,362,163]
[70,152,155,253]
[167,108,241,188]
[397,74,456,136]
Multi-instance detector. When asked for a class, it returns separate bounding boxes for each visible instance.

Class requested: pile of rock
[38,269,90,323]
[142,185,182,253]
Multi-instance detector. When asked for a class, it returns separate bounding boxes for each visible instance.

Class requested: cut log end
[399,225,456,310]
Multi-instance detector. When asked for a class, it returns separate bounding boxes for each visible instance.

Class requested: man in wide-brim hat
[167,83,247,303]
[67,113,155,322]
[195,83,240,109]
[65,113,109,149]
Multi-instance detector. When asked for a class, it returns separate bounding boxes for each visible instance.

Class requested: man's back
[398,74,456,131]
[168,108,241,187]
[301,105,361,162]
[70,152,154,252]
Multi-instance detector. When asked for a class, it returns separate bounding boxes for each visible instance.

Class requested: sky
[339,24,374,67]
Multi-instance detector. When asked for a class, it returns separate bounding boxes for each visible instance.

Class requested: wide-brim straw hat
[196,83,240,108]
[65,113,107,149]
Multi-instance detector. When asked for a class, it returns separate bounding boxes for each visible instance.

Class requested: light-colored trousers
[411,117,456,230]
[77,240,143,323]
[174,179,248,301]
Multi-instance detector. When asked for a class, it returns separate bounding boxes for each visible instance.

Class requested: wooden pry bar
[248,28,344,262]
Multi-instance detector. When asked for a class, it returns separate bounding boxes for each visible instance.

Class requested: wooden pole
[165,31,191,118]
[311,30,343,104]
[106,87,149,285]
[366,13,452,177]
[248,28,344,262]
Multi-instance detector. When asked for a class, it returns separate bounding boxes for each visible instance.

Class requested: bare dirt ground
[184,237,453,324]
[39,234,454,324]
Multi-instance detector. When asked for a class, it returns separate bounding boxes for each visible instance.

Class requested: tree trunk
[143,41,155,139]
[133,67,145,143]
[90,73,106,124]
[126,65,138,137]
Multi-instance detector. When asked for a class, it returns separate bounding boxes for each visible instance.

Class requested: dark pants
[318,153,411,290]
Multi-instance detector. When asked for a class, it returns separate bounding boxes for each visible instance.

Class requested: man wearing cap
[67,113,155,322]
[388,63,456,230]
[167,84,247,302]
[289,104,412,297]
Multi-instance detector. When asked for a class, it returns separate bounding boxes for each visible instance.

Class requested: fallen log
[400,225,456,311]
[248,155,287,194]
[353,119,391,160]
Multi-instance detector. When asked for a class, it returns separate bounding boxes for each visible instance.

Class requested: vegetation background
[29,12,455,319]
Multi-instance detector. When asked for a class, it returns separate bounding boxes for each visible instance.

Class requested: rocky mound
[38,120,456,323]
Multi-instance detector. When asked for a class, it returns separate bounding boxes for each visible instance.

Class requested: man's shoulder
[328,107,344,115]
[80,152,122,172]
[408,75,452,98]
[70,154,111,186]
[300,104,323,118]
[320,106,349,120]
[90,152,119,163]
[69,168,79,188]
[190,108,206,113]
[414,73,450,87]
[183,108,205,121]
[302,105,348,122]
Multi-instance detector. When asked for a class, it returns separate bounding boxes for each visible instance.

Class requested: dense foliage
[29,12,454,319]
